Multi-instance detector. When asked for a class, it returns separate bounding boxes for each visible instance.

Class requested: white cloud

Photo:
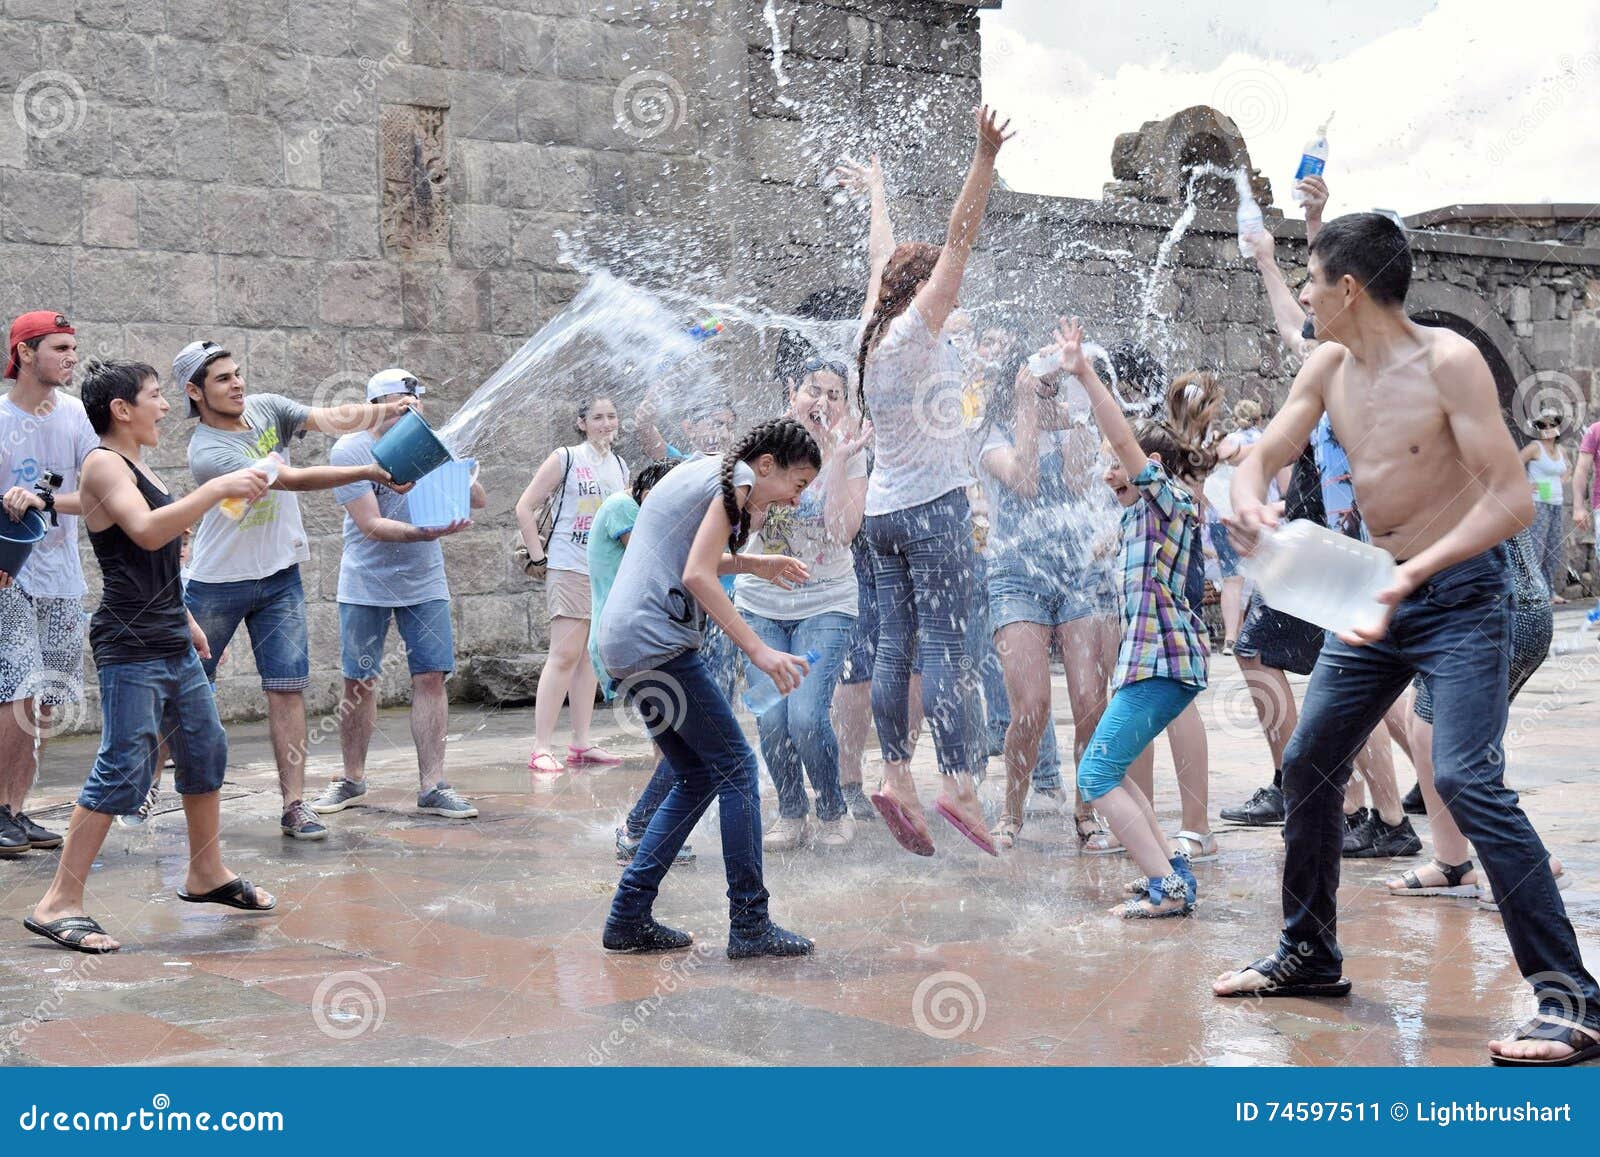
[982,0,1600,216]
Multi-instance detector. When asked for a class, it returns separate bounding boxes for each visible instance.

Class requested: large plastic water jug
[372,409,453,485]
[1242,519,1394,635]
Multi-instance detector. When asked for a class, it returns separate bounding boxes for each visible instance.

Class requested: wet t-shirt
[862,305,973,516]
[0,393,98,598]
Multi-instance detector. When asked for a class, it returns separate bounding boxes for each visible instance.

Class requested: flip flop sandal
[177,876,276,911]
[989,819,1021,851]
[934,798,998,857]
[1216,953,1351,998]
[1387,857,1480,898]
[528,752,565,773]
[1490,1015,1600,1067]
[23,915,119,954]
[870,791,935,856]
[568,744,623,766]
[1171,829,1219,863]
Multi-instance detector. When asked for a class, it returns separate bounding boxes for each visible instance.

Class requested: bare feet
[28,904,121,952]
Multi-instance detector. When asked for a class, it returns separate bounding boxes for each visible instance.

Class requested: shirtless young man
[1215,213,1600,1067]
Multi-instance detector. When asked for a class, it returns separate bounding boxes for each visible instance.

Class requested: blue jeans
[701,619,741,703]
[744,611,853,821]
[1076,675,1200,802]
[865,489,978,776]
[78,651,228,815]
[609,651,769,935]
[338,599,455,680]
[1278,547,1600,1024]
[184,564,310,692]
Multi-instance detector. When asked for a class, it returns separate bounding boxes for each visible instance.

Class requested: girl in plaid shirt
[1053,318,1212,918]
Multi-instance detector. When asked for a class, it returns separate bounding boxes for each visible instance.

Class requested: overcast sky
[981,0,1600,217]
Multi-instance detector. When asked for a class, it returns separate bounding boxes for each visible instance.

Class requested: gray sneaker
[116,783,161,829]
[281,801,328,840]
[417,784,478,819]
[310,778,368,814]
[841,783,877,821]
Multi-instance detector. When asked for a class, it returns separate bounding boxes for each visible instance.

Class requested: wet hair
[1105,340,1166,415]
[1308,212,1412,307]
[686,397,735,423]
[977,349,1032,436]
[719,417,821,553]
[82,358,158,434]
[631,458,676,505]
[576,394,617,437]
[856,241,942,415]
[1166,372,1225,456]
[1232,397,1262,428]
[1133,417,1214,484]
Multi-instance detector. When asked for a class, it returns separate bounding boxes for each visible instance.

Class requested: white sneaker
[762,815,808,851]
[815,815,855,847]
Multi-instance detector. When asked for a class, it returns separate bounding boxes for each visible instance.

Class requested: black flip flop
[1490,1017,1600,1067]
[1217,954,1351,998]
[23,915,119,954]
[177,876,276,911]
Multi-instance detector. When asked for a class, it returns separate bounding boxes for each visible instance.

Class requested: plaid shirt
[1114,461,1209,689]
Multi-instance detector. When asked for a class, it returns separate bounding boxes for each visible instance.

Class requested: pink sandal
[870,791,935,856]
[528,751,565,773]
[567,744,623,766]
[934,798,998,857]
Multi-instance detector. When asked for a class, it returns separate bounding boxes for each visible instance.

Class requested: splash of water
[1137,163,1247,347]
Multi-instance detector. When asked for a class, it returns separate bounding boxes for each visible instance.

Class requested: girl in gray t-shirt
[601,418,825,960]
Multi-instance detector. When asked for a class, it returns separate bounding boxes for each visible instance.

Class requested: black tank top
[87,448,191,666]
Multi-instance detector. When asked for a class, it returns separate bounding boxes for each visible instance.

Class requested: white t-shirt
[185,393,312,584]
[862,305,973,516]
[0,393,98,598]
[735,450,868,621]
[545,442,627,574]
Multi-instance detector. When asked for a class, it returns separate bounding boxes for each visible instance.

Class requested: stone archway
[1406,281,1531,440]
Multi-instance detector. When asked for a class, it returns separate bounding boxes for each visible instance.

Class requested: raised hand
[1295,174,1329,220]
[834,153,884,197]
[1055,316,1090,379]
[974,104,1015,158]
[1244,225,1277,265]
[839,419,874,460]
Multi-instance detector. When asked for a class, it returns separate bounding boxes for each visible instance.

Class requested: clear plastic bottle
[1241,519,1395,635]
[219,452,282,520]
[1292,116,1333,203]
[742,648,821,717]
[1550,606,1600,656]
[1236,190,1265,258]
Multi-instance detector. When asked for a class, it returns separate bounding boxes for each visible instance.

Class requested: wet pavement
[1,609,1597,1067]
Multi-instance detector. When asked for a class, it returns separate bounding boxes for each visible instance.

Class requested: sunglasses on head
[53,315,69,328]
[1535,418,1560,430]
[801,356,848,380]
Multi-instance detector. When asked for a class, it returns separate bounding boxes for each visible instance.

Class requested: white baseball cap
[365,367,425,401]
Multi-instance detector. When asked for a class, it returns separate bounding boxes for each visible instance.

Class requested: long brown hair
[855,241,942,415]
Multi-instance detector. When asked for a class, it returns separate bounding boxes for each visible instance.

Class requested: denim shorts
[988,559,1114,630]
[1210,521,1243,577]
[184,564,310,692]
[339,599,455,680]
[77,651,228,815]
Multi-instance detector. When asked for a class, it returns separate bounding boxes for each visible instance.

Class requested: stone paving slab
[0,615,1596,1067]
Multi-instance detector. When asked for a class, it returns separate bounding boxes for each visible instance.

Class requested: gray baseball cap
[173,339,228,418]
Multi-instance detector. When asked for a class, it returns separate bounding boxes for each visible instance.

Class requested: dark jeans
[745,611,854,821]
[609,651,769,935]
[1278,546,1600,1025]
[865,488,979,777]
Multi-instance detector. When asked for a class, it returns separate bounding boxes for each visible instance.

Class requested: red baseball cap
[5,310,75,379]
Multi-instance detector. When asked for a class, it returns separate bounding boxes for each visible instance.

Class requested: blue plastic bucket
[0,509,48,578]
[406,458,475,529]
[372,410,453,485]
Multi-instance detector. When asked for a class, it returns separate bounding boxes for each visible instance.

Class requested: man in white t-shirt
[0,311,99,856]
[176,340,416,841]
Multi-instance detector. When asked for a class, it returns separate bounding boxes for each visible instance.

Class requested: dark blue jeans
[745,611,854,821]
[609,651,769,935]
[1278,547,1600,1025]
[865,488,979,777]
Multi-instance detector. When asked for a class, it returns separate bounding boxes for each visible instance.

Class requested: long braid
[719,417,822,554]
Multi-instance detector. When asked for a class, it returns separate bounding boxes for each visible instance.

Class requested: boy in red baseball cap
[0,309,93,857]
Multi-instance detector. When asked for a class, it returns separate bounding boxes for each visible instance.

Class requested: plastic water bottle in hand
[1242,519,1395,635]
[1292,116,1333,204]
[1236,190,1265,258]
[743,648,821,717]
[219,452,282,521]
[1550,606,1600,656]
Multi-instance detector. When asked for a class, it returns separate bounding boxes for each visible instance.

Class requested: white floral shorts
[0,586,86,705]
